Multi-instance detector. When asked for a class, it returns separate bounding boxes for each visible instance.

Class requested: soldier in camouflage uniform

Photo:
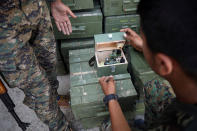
[0,0,76,130]
[99,0,197,130]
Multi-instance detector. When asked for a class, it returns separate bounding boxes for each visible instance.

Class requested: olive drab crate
[100,0,140,16]
[69,48,137,129]
[104,14,140,33]
[61,38,95,59]
[51,9,103,39]
[61,0,94,10]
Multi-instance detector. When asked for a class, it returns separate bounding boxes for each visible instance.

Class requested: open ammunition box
[94,32,128,76]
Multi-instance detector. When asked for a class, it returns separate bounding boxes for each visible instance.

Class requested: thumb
[124,34,133,41]
[108,76,114,83]
[67,8,77,18]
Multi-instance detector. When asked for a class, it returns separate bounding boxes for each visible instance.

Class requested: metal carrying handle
[123,8,137,12]
[96,111,109,117]
[67,3,75,7]
[72,25,86,31]
[123,0,139,3]
[133,0,140,3]
[123,0,138,12]
[122,25,129,29]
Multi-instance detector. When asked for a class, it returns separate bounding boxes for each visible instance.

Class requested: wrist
[105,92,115,96]
[103,94,118,106]
[108,99,117,104]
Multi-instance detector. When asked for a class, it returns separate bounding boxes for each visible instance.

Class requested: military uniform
[0,0,69,130]
[101,78,197,131]
[144,78,197,131]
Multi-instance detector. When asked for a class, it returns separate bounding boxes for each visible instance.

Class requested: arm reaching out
[99,76,131,131]
[120,28,143,52]
[51,0,77,35]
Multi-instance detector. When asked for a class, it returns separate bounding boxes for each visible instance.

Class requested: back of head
[137,0,197,80]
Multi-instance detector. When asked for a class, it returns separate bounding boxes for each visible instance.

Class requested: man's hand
[51,0,77,35]
[99,76,116,95]
[120,28,143,52]
[99,77,131,131]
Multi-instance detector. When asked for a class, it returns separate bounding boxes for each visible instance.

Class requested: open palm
[51,1,76,35]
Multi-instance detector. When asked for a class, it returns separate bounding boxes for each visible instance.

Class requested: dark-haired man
[99,0,197,130]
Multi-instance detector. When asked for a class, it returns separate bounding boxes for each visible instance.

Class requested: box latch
[110,65,116,73]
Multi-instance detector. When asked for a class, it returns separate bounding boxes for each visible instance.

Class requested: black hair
[137,0,197,79]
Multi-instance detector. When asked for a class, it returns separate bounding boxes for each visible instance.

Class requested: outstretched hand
[51,0,77,35]
[120,28,143,52]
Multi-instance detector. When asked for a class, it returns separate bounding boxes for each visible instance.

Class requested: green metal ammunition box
[105,14,140,33]
[94,32,128,77]
[60,38,94,72]
[128,47,155,95]
[47,0,94,11]
[61,0,94,10]
[69,48,137,129]
[69,48,95,64]
[61,38,94,59]
[100,0,140,16]
[52,9,103,39]
[129,48,154,77]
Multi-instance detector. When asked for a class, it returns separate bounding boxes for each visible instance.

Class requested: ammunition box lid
[94,32,126,51]
[94,32,125,44]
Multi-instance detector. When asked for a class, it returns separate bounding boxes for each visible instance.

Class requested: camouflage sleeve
[143,78,176,129]
[143,78,196,131]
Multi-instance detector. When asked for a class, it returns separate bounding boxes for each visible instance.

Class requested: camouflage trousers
[0,0,68,130]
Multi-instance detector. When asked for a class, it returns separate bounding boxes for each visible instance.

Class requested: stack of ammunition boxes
[49,0,172,129]
[100,0,140,33]
[69,48,137,128]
